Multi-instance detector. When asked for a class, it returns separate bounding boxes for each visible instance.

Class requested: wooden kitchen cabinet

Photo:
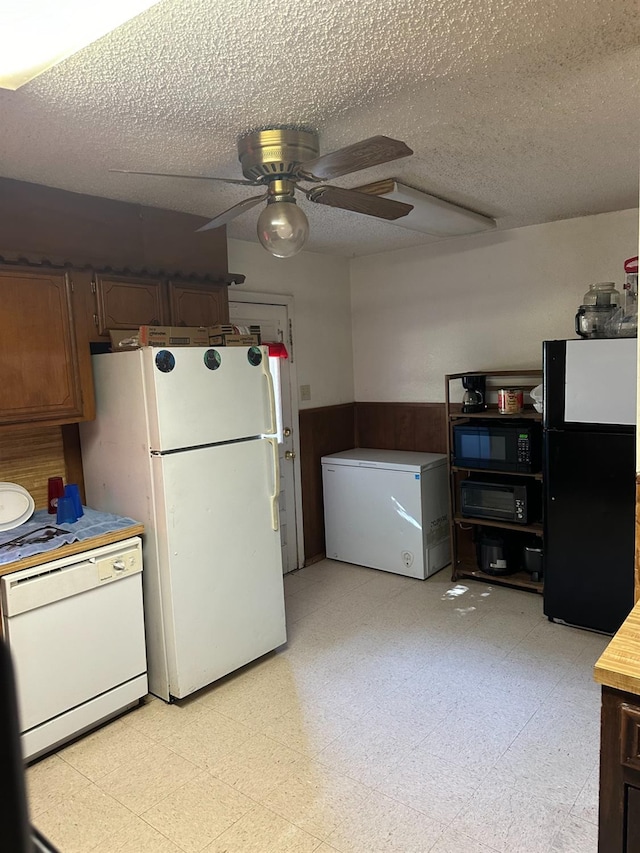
[627,786,640,851]
[94,274,167,335]
[168,281,229,327]
[92,275,229,336]
[594,603,640,852]
[0,268,91,426]
[598,686,640,851]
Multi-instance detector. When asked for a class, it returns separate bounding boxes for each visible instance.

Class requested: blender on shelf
[574,257,639,340]
[574,282,621,339]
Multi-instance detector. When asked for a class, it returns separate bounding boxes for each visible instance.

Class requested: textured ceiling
[0,0,639,257]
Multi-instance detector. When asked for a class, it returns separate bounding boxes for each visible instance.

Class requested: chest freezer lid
[321,447,447,473]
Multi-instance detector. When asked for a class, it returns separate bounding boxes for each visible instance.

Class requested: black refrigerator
[543,338,637,634]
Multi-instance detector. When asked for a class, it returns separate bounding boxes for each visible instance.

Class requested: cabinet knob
[285,450,296,460]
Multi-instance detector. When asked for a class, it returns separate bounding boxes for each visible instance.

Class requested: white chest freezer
[321,448,451,579]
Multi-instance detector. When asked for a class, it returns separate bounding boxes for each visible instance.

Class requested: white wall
[227,239,354,409]
[350,208,639,402]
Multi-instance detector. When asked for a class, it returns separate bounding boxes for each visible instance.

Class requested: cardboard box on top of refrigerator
[109,325,262,350]
[138,326,210,347]
[208,325,261,347]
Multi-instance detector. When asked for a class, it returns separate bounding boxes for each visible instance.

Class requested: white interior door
[229,298,302,573]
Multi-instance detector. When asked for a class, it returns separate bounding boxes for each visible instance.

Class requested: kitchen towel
[0,508,140,565]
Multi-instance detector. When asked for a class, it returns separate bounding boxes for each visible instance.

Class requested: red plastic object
[624,256,638,273]
[266,342,289,358]
[47,477,64,514]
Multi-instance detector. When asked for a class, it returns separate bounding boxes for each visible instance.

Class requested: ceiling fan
[112,127,414,257]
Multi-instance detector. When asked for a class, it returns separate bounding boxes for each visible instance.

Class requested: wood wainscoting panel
[0,427,67,510]
[355,402,447,453]
[61,425,85,504]
[299,404,356,563]
[298,401,447,565]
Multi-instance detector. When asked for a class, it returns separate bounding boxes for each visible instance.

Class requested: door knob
[283,427,292,437]
[285,450,296,460]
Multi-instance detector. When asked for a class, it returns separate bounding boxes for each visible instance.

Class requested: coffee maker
[461,375,487,413]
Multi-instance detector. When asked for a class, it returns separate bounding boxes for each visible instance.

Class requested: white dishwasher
[0,536,148,761]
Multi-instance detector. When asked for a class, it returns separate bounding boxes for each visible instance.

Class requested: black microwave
[452,421,541,473]
[460,477,540,525]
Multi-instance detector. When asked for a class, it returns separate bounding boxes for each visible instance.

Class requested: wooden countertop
[0,523,145,578]
[594,601,640,694]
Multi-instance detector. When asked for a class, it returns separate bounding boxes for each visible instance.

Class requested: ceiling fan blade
[298,136,413,181]
[109,169,260,186]
[196,193,268,232]
[307,185,413,220]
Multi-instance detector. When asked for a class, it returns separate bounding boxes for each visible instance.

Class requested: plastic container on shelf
[624,255,639,291]
[604,258,638,338]
[530,384,543,414]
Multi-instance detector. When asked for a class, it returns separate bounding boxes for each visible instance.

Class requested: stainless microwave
[460,478,540,524]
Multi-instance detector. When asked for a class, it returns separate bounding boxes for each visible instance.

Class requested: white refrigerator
[80,345,286,701]
[322,448,451,579]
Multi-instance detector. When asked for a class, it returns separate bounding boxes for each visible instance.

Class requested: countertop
[594,601,640,695]
[0,508,144,578]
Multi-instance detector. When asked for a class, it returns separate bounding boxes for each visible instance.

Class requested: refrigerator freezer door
[543,429,635,633]
[151,439,285,699]
[564,339,637,426]
[142,346,276,451]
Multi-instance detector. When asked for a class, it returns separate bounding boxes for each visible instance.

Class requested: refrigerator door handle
[262,361,277,436]
[266,437,280,531]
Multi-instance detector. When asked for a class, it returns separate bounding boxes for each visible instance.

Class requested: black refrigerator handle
[542,340,566,430]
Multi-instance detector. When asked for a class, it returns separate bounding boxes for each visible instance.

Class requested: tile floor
[26,560,608,852]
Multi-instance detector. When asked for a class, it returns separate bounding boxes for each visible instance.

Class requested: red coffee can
[497,388,523,414]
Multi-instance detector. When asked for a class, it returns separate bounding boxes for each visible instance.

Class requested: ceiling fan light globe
[257,200,309,258]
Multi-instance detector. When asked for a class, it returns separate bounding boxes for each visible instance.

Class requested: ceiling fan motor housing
[238,128,320,182]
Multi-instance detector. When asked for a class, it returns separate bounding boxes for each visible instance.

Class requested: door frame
[229,290,305,569]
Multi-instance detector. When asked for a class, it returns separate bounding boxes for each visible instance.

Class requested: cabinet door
[0,269,85,425]
[168,281,229,327]
[627,786,640,851]
[95,274,166,335]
